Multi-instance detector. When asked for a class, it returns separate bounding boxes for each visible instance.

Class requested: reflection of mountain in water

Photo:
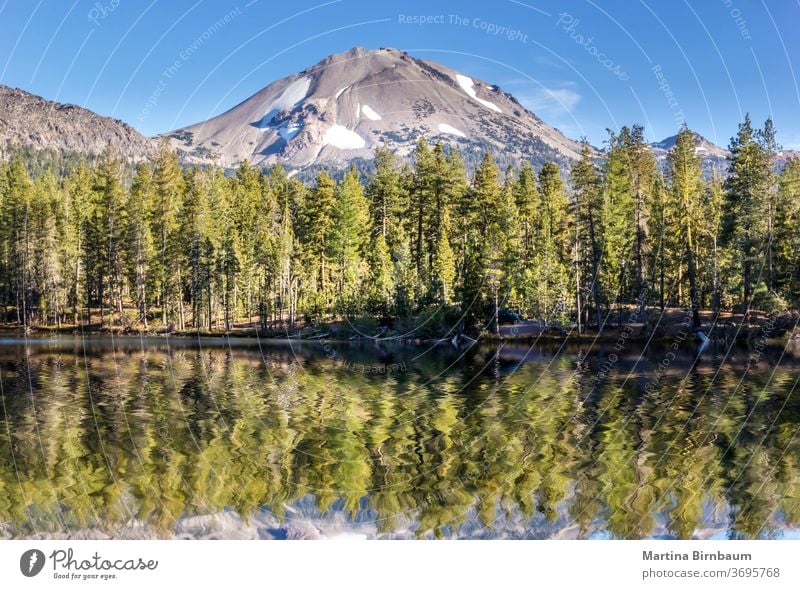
[1,338,799,540]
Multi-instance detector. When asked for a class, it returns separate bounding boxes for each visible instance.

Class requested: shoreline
[2,308,798,346]
[0,325,795,346]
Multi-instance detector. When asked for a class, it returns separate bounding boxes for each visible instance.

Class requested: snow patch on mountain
[170,47,587,168]
[323,125,365,149]
[278,124,302,142]
[258,77,311,127]
[437,123,466,138]
[455,74,501,113]
[361,104,381,121]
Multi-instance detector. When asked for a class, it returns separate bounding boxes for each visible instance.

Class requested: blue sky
[1,0,798,148]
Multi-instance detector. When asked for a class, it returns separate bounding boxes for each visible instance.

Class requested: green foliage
[1,343,796,538]
[0,117,795,333]
[722,114,772,306]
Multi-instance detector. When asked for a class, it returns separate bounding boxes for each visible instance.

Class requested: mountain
[167,46,586,172]
[3,56,794,177]
[650,131,730,175]
[651,131,800,176]
[0,84,155,162]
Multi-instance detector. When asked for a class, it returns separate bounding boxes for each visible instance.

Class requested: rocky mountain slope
[651,131,798,176]
[2,53,795,176]
[167,46,586,172]
[650,131,730,176]
[0,84,155,162]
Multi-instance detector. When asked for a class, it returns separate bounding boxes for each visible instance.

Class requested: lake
[1,336,799,539]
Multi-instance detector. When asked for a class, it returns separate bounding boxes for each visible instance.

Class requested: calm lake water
[1,336,799,540]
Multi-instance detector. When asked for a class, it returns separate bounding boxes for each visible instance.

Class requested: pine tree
[2,158,34,326]
[431,206,456,305]
[536,161,570,322]
[126,164,156,327]
[628,125,657,307]
[367,147,403,243]
[179,169,216,329]
[461,153,504,332]
[646,171,668,312]
[88,146,127,327]
[30,174,62,326]
[722,114,771,308]
[411,138,435,284]
[330,166,369,315]
[774,159,800,304]
[151,139,185,328]
[571,142,604,330]
[601,128,636,320]
[761,118,780,291]
[511,163,539,317]
[704,170,725,315]
[514,162,539,268]
[63,164,92,325]
[366,231,394,316]
[235,161,269,325]
[301,171,337,317]
[667,126,705,329]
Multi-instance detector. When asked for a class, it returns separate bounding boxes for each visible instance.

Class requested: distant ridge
[0,84,156,162]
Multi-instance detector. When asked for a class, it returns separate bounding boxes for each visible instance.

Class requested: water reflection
[1,337,799,539]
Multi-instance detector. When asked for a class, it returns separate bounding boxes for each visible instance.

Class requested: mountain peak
[168,47,584,171]
[0,84,155,161]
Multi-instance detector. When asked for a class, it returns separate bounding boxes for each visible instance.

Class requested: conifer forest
[1,117,798,338]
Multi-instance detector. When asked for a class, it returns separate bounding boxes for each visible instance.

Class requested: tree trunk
[587,214,603,332]
[575,237,582,335]
[494,287,500,336]
[686,237,700,330]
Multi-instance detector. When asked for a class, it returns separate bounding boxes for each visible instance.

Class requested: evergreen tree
[3,158,34,326]
[461,153,506,333]
[411,138,435,284]
[366,231,394,316]
[722,114,771,308]
[536,161,570,322]
[601,128,636,319]
[126,164,156,327]
[431,206,456,305]
[666,126,705,329]
[301,171,337,315]
[367,147,404,243]
[628,125,657,306]
[30,174,62,325]
[88,146,127,326]
[774,159,800,304]
[761,118,780,290]
[703,170,725,314]
[571,142,604,330]
[330,166,370,315]
[646,171,669,312]
[64,164,92,325]
[151,139,185,328]
[0,117,797,335]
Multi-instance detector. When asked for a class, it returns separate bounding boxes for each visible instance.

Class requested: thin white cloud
[780,134,800,150]
[516,86,581,117]
[532,55,568,70]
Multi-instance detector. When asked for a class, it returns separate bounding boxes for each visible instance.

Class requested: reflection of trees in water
[0,345,799,539]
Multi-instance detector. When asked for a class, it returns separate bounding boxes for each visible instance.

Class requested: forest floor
[1,307,798,344]
[496,308,799,344]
